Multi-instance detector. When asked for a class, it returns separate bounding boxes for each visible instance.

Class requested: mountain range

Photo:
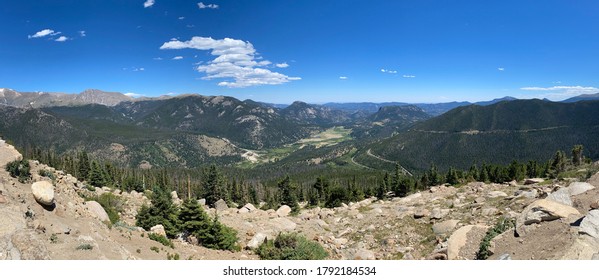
[1,87,599,172]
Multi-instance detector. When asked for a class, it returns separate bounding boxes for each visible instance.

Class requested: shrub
[167,253,180,260]
[148,233,174,249]
[76,244,93,250]
[150,246,160,253]
[256,233,328,260]
[200,216,240,251]
[5,159,31,183]
[38,169,55,180]
[96,193,123,224]
[476,218,515,260]
[136,187,180,238]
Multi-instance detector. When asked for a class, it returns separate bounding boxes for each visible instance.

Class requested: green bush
[148,233,174,249]
[256,233,328,260]
[38,169,55,180]
[5,159,31,183]
[136,187,180,238]
[150,246,160,253]
[96,193,123,224]
[76,244,93,250]
[476,218,515,260]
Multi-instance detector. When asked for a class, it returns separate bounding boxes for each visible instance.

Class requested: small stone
[590,201,599,210]
[524,178,544,185]
[499,253,512,260]
[487,191,508,198]
[413,208,430,219]
[475,197,486,204]
[354,249,375,260]
[214,199,228,212]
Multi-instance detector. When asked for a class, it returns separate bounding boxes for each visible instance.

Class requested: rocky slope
[1,140,598,260]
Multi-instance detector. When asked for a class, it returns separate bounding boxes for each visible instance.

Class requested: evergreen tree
[78,151,90,179]
[202,216,240,251]
[136,186,180,238]
[88,160,106,188]
[279,176,299,212]
[572,145,584,166]
[203,165,227,207]
[377,172,390,199]
[445,167,459,185]
[178,198,211,241]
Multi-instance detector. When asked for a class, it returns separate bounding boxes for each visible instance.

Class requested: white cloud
[55,36,68,42]
[275,62,289,68]
[198,2,218,9]
[498,67,505,71]
[160,36,300,88]
[132,67,145,72]
[339,76,348,80]
[520,85,599,100]
[178,16,185,20]
[125,92,143,98]
[153,57,163,60]
[381,68,397,74]
[28,29,60,39]
[144,0,155,8]
[79,31,86,37]
[402,75,415,78]
[172,56,184,60]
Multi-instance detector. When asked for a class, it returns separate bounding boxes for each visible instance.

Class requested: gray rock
[86,201,110,222]
[247,232,268,249]
[431,208,450,219]
[11,230,50,260]
[580,210,599,239]
[547,188,573,206]
[150,224,166,237]
[413,208,430,219]
[353,248,375,260]
[516,199,581,236]
[31,181,55,206]
[432,220,460,236]
[276,205,292,217]
[242,203,257,212]
[567,182,595,196]
[499,253,512,260]
[447,225,488,260]
[214,199,228,212]
[524,178,545,185]
[270,218,297,231]
[487,191,508,198]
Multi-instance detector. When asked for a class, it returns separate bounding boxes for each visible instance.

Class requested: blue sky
[1,0,599,104]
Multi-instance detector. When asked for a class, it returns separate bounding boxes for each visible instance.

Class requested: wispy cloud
[28,29,60,39]
[178,16,185,20]
[133,67,145,72]
[125,92,143,98]
[172,56,184,60]
[381,68,397,74]
[160,36,300,88]
[198,2,219,9]
[339,76,348,80]
[520,85,599,100]
[153,57,163,60]
[275,62,289,68]
[402,75,416,78]
[79,30,86,37]
[144,0,155,8]
[497,67,505,71]
[55,36,68,42]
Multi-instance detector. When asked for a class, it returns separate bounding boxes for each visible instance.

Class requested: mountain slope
[0,88,132,108]
[363,99,599,171]
[562,93,599,103]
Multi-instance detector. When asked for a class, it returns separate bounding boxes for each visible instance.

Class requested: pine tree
[279,176,299,212]
[178,199,211,241]
[202,216,239,251]
[377,172,390,199]
[203,165,227,207]
[88,160,106,188]
[572,145,584,166]
[78,151,90,179]
[136,186,180,238]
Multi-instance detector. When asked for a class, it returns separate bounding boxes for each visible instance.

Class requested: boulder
[86,201,110,222]
[353,249,375,260]
[413,208,430,219]
[150,224,166,237]
[198,198,206,206]
[10,230,50,260]
[432,220,460,236]
[447,225,488,260]
[243,203,257,212]
[547,188,573,206]
[524,178,544,185]
[431,208,450,219]
[516,199,581,236]
[238,207,249,214]
[31,181,55,206]
[276,205,292,217]
[247,232,269,249]
[487,191,508,198]
[579,210,599,239]
[567,182,595,196]
[214,199,228,212]
[270,218,297,231]
[591,200,599,210]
